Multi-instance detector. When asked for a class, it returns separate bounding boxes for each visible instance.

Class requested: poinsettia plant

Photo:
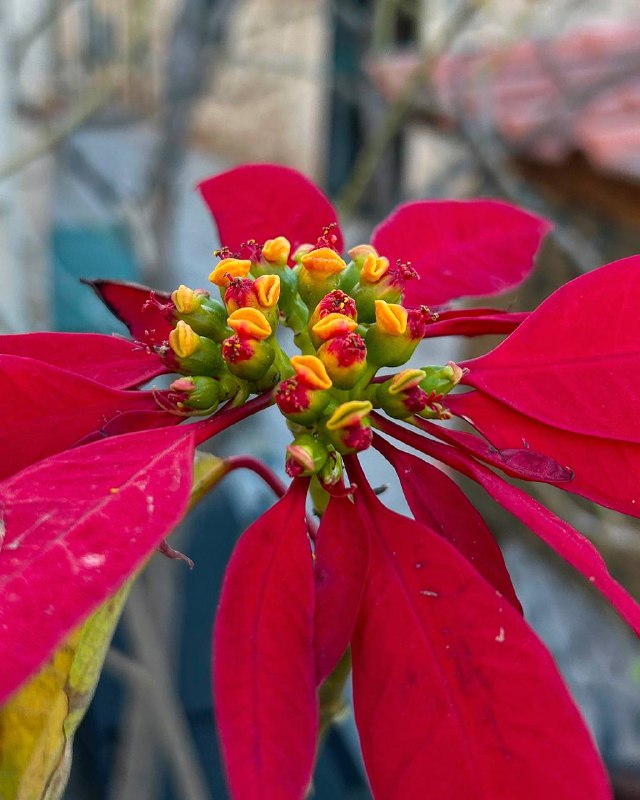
[1,162,639,799]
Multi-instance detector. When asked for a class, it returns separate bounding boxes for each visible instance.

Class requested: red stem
[192,391,274,446]
[225,456,287,498]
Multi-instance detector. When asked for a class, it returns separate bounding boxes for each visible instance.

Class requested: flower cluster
[1,163,640,800]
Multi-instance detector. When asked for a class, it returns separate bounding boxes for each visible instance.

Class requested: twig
[336,1,479,217]
[107,587,212,800]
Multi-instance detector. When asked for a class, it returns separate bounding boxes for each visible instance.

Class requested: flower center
[164,230,464,487]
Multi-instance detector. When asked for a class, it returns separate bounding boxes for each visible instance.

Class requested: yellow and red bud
[308,290,357,334]
[317,332,367,390]
[285,433,329,478]
[375,301,407,336]
[209,257,252,288]
[167,320,223,376]
[227,307,272,340]
[262,236,291,266]
[274,374,331,425]
[311,312,358,346]
[376,370,431,419]
[300,247,346,277]
[290,355,332,391]
[221,334,275,381]
[298,248,348,309]
[324,400,373,454]
[365,301,422,367]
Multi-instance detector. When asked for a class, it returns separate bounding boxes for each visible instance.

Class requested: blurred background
[2,0,640,796]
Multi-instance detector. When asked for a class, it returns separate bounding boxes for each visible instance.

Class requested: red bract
[198,163,344,258]
[0,331,166,388]
[345,463,610,800]
[213,480,317,799]
[83,278,173,346]
[0,426,195,703]
[1,162,639,800]
[371,199,552,306]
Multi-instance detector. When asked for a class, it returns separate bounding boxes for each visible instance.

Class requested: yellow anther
[169,320,200,358]
[375,300,407,336]
[209,258,252,287]
[311,312,358,342]
[254,274,281,308]
[290,355,332,390]
[389,369,426,395]
[227,307,272,340]
[326,400,373,431]
[300,247,347,277]
[348,243,378,260]
[361,254,390,284]
[172,284,199,314]
[262,236,291,265]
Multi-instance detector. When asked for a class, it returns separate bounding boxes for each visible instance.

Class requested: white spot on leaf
[80,553,106,569]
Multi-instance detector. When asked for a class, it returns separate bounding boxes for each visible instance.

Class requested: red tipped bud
[275,379,332,427]
[317,332,367,390]
[285,433,329,478]
[222,334,275,381]
[375,369,431,419]
[311,313,358,349]
[309,289,357,327]
[324,400,373,454]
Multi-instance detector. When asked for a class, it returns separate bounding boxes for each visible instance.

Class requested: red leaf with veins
[449,390,640,518]
[198,164,343,257]
[0,355,171,479]
[213,480,317,800]
[83,279,173,346]
[372,199,551,307]
[347,477,610,800]
[373,416,640,635]
[374,437,522,613]
[0,426,195,702]
[314,494,369,684]
[0,332,167,388]
[461,255,640,440]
